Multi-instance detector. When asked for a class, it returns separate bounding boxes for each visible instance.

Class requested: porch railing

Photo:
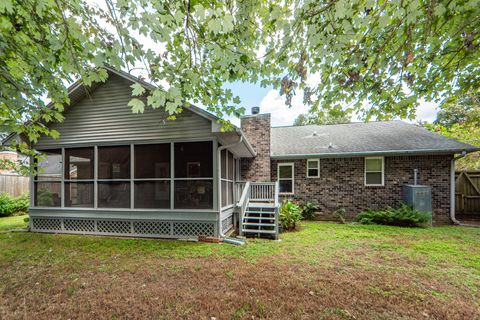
[236,181,280,238]
[250,182,276,201]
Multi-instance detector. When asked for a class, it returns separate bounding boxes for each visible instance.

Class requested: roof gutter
[271,147,480,159]
[235,128,257,157]
[450,152,479,228]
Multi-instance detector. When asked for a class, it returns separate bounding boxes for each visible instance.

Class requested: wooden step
[246,210,275,215]
[241,229,276,234]
[243,216,275,221]
[242,222,275,227]
[248,202,276,208]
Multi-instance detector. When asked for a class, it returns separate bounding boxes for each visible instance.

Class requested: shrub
[9,194,29,216]
[298,201,320,220]
[0,193,29,217]
[280,200,302,231]
[355,203,430,227]
[334,208,347,224]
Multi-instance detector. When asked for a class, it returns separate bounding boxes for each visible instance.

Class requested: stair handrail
[274,181,280,239]
[236,182,251,236]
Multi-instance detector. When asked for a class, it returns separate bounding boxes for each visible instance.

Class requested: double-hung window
[365,157,384,186]
[278,163,294,194]
[306,159,320,178]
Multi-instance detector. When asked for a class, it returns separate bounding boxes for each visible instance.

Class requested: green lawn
[0,214,28,232]
[0,220,479,319]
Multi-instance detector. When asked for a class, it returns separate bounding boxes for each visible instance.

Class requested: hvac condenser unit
[402,184,432,224]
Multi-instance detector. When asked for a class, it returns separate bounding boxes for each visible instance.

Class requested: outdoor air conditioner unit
[402,169,433,225]
[402,184,432,213]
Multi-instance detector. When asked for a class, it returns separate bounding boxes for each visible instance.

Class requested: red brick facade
[239,112,454,224]
[271,156,452,224]
[240,114,271,181]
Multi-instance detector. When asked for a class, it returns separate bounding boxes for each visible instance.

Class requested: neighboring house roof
[271,121,478,158]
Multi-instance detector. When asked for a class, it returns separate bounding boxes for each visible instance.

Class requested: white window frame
[277,162,294,195]
[306,159,320,178]
[364,157,385,186]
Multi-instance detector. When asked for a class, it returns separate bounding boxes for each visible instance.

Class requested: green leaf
[131,82,145,96]
[128,98,145,113]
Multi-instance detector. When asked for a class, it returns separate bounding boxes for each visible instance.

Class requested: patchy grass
[0,214,28,232]
[0,222,479,319]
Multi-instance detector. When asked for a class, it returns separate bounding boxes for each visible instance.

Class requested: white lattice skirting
[221,215,234,233]
[30,217,216,238]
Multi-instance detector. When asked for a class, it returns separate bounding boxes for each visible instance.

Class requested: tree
[425,90,480,170]
[294,111,351,126]
[434,92,480,127]
[1,0,479,157]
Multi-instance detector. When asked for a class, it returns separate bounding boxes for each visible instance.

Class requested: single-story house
[3,67,477,239]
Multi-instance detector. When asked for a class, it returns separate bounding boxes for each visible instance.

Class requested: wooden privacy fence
[0,174,30,197]
[455,171,480,218]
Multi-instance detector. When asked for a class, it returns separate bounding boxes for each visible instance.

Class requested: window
[98,146,131,208]
[174,141,213,209]
[365,157,384,186]
[34,149,62,207]
[306,159,320,178]
[65,147,94,207]
[278,163,294,194]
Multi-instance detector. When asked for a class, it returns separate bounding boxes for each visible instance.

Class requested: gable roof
[271,121,478,158]
[1,66,256,157]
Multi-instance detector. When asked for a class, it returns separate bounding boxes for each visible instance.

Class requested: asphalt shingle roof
[270,121,478,158]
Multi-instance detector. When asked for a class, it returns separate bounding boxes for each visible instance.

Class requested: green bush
[280,200,302,231]
[0,193,29,217]
[355,203,430,227]
[298,201,320,220]
[9,194,29,215]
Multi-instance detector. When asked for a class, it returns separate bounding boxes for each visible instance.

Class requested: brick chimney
[240,108,271,182]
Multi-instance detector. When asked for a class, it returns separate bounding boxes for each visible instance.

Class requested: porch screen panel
[174,141,213,209]
[220,150,235,208]
[34,149,62,207]
[98,146,131,208]
[65,147,94,207]
[134,144,170,209]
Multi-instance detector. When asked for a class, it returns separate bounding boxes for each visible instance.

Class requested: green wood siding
[34,73,213,148]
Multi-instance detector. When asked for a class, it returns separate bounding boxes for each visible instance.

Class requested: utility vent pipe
[414,169,418,185]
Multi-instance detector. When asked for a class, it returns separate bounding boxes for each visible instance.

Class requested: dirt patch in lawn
[1,247,478,320]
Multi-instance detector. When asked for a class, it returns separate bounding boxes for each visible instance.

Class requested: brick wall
[271,155,452,224]
[240,114,271,181]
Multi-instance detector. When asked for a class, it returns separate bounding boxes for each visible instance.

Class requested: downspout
[450,152,479,227]
[217,134,244,237]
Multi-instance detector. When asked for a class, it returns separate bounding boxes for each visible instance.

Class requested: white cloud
[414,100,439,123]
[258,89,310,126]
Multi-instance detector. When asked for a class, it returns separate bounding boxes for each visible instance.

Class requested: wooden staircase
[236,182,279,239]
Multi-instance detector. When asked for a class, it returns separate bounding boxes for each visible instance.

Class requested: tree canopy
[425,90,480,170]
[294,111,351,126]
[1,0,479,153]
